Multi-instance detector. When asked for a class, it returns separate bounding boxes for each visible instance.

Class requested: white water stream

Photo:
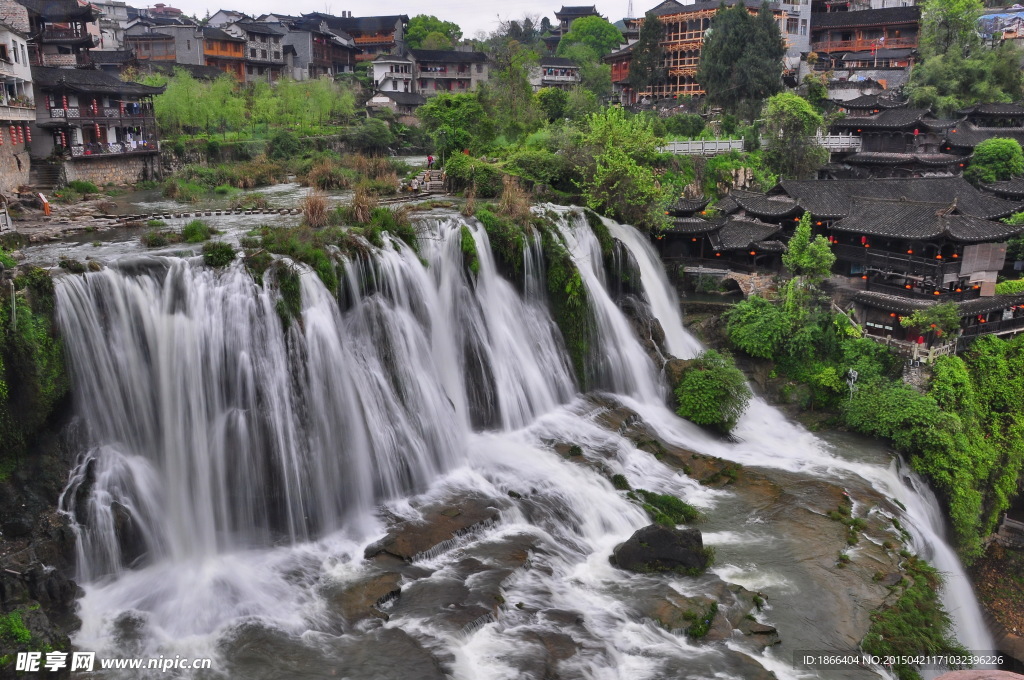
[51,207,993,679]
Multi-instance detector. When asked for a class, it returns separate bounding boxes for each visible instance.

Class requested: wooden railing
[69,142,158,157]
[832,243,962,278]
[865,281,979,301]
[961,315,1024,338]
[811,36,918,53]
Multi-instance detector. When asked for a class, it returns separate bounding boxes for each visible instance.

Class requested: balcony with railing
[833,243,962,278]
[864,280,980,301]
[810,36,918,53]
[0,102,36,121]
[48,106,155,121]
[961,315,1024,338]
[41,25,95,45]
[68,141,159,157]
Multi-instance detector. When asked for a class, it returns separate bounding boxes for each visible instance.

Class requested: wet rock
[611,524,710,575]
[364,494,504,562]
[326,570,402,624]
[737,619,781,646]
[619,295,668,363]
[664,358,695,387]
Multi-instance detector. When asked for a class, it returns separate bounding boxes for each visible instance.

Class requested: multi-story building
[202,26,245,80]
[304,12,408,62]
[207,10,248,28]
[124,20,203,65]
[20,0,99,68]
[605,0,788,102]
[0,2,34,194]
[91,0,130,51]
[29,66,162,184]
[280,17,359,80]
[226,21,287,82]
[371,48,490,100]
[810,6,919,59]
[529,57,582,91]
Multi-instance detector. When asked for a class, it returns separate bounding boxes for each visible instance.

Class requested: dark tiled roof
[375,91,426,106]
[234,21,287,35]
[126,32,175,39]
[648,0,774,16]
[304,12,408,34]
[668,196,710,215]
[724,189,801,218]
[373,52,412,62]
[411,49,488,63]
[18,0,94,21]
[957,103,1024,117]
[202,27,243,41]
[540,57,579,67]
[843,152,966,166]
[665,217,718,234]
[754,239,787,253]
[984,177,1024,199]
[855,291,1024,315]
[556,6,599,16]
[714,217,781,250]
[830,198,1023,242]
[89,50,135,64]
[811,6,920,28]
[945,122,1024,149]
[921,117,958,131]
[775,177,1024,220]
[832,108,928,129]
[31,66,164,96]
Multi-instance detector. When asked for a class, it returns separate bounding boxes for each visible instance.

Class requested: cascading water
[51,207,993,679]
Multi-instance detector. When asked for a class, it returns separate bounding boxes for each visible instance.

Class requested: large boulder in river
[612,525,711,575]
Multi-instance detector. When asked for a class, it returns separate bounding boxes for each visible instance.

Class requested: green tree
[900,302,962,337]
[723,295,789,359]
[761,92,828,179]
[697,1,784,117]
[150,69,205,135]
[907,44,1024,114]
[418,93,495,154]
[576,106,671,230]
[406,15,463,49]
[560,43,613,97]
[565,87,600,120]
[555,15,623,57]
[420,32,453,50]
[536,87,568,121]
[920,0,982,57]
[964,137,1024,184]
[783,213,836,281]
[480,40,543,141]
[627,13,665,95]
[673,349,752,434]
[206,74,245,137]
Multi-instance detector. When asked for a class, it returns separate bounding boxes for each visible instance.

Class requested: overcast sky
[162,1,639,39]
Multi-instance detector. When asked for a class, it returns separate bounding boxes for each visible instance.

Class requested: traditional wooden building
[371,48,490,100]
[226,21,287,83]
[20,0,99,68]
[605,0,787,100]
[29,66,162,183]
[810,6,920,57]
[530,57,581,91]
[201,27,245,80]
[852,291,1024,346]
[303,12,408,62]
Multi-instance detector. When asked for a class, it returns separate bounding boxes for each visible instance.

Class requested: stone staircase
[417,169,445,193]
[29,160,62,191]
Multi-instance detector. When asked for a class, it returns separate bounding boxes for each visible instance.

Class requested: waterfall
[52,208,994,677]
[611,221,995,656]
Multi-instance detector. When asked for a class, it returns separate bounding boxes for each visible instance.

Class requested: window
[247,65,253,74]
[250,47,256,57]
[261,49,267,58]
[273,51,279,60]
[0,44,8,62]
[20,44,25,64]
[786,18,799,34]
[186,39,191,50]
[273,37,279,44]
[476,63,482,73]
[392,80,397,90]
[800,19,807,35]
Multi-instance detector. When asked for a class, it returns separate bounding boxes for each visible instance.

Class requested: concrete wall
[63,154,159,185]
[162,25,205,65]
[0,135,30,195]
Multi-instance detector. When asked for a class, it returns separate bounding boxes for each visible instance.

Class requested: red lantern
[0,130,5,146]
[905,284,912,289]
[952,253,958,258]
[936,254,943,259]
[907,249,913,254]
[933,291,941,295]
[8,126,14,142]
[861,275,868,280]
[25,126,31,143]
[62,95,68,109]
[750,250,757,256]
[95,123,101,140]
[890,313,896,317]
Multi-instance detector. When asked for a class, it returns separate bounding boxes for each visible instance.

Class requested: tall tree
[697,1,784,116]
[555,15,624,57]
[761,92,828,179]
[627,13,665,95]
[481,39,543,140]
[920,0,982,57]
[560,43,613,97]
[907,43,1024,114]
[406,15,463,49]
